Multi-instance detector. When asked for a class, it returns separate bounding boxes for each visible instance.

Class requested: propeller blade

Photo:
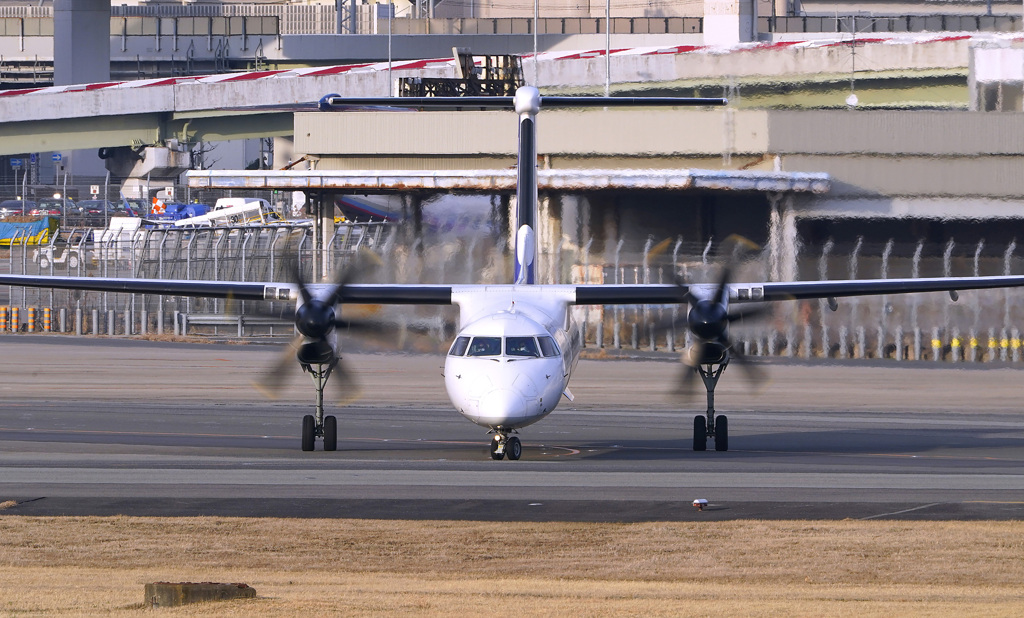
[329,357,363,406]
[672,274,695,305]
[671,339,706,398]
[712,262,732,305]
[727,342,767,388]
[288,254,313,306]
[325,247,383,307]
[712,234,762,306]
[673,364,698,400]
[252,334,304,400]
[727,303,771,323]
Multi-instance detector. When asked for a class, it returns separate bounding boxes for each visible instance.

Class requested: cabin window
[449,336,470,356]
[506,336,540,357]
[467,336,501,356]
[537,336,559,357]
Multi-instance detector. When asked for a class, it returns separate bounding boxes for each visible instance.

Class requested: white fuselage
[443,285,581,431]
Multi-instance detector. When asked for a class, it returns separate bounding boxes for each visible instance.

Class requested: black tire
[506,436,522,460]
[68,254,79,269]
[301,414,315,452]
[323,415,337,452]
[693,415,707,451]
[489,437,505,460]
[714,415,729,452]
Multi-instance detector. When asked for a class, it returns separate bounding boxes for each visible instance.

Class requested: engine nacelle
[686,341,728,365]
[297,339,335,365]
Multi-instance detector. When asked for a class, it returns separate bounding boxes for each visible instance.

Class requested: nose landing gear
[300,361,339,452]
[692,360,729,452]
[489,430,522,460]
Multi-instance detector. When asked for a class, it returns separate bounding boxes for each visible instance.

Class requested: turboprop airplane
[5,85,1024,458]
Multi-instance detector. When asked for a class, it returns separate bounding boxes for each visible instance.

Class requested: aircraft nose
[478,389,528,425]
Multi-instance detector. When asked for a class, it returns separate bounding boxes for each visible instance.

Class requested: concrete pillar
[703,0,755,46]
[538,194,563,284]
[54,0,110,86]
[767,193,798,282]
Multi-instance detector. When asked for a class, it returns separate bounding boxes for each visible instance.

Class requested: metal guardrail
[759,14,1023,34]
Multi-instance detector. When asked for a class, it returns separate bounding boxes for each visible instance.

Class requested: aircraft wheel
[714,415,728,452]
[489,436,505,460]
[693,415,707,452]
[323,415,338,452]
[506,436,522,460]
[301,414,315,452]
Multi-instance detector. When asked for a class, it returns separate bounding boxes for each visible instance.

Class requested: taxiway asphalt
[2,334,1023,521]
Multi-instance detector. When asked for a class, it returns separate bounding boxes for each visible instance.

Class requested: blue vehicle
[147,202,211,223]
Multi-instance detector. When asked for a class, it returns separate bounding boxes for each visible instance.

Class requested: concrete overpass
[0,31,998,160]
[0,57,455,156]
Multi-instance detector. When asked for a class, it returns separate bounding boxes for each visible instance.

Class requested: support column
[54,0,110,86]
[538,194,563,284]
[703,0,755,46]
[492,194,511,255]
[767,193,799,282]
[319,192,336,280]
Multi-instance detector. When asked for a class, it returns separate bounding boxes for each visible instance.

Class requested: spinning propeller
[665,236,769,395]
[252,247,382,403]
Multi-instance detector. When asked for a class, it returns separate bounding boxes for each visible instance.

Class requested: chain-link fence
[4,222,1024,363]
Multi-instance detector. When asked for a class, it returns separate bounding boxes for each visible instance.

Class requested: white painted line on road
[4,469,1024,491]
[860,503,944,519]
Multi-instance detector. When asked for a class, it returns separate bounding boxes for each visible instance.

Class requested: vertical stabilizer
[513,86,540,285]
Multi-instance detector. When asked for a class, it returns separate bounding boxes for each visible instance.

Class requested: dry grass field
[1,516,1023,616]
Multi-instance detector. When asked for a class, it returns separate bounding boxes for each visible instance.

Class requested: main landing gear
[300,360,338,452]
[692,359,729,452]
[489,429,522,460]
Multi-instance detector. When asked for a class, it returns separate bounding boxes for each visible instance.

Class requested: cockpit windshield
[506,336,540,357]
[448,335,561,358]
[449,336,470,356]
[467,336,502,356]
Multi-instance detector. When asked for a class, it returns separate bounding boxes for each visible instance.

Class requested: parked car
[122,198,147,217]
[70,199,137,227]
[30,198,76,218]
[0,199,36,220]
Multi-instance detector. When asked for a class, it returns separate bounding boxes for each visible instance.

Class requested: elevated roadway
[0,32,990,158]
[0,58,454,156]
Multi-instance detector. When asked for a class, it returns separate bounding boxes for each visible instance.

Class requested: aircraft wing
[572,275,1024,305]
[756,276,1024,301]
[0,275,455,305]
[4,274,1024,306]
